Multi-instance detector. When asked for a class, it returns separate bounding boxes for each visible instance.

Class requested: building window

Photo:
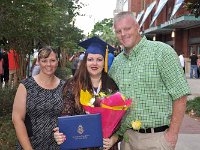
[189,45,200,55]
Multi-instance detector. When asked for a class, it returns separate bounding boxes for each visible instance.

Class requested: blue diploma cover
[58,114,103,150]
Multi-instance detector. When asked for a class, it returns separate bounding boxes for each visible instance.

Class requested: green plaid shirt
[109,36,191,136]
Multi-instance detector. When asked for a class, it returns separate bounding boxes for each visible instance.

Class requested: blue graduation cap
[78,36,115,58]
[78,36,115,72]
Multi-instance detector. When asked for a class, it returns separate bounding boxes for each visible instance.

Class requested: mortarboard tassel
[104,45,109,73]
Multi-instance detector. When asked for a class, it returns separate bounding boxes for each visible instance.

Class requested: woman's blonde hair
[38,46,58,60]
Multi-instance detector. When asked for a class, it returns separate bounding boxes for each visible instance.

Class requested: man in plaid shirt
[104,11,190,150]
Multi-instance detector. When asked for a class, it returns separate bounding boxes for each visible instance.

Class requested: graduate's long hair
[72,53,106,110]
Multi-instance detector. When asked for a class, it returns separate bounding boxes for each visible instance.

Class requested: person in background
[77,51,85,70]
[26,53,33,77]
[1,49,9,86]
[197,55,200,78]
[108,52,115,71]
[0,51,3,87]
[12,46,65,150]
[189,51,198,79]
[53,37,119,150]
[8,49,19,86]
[107,11,190,150]
[31,49,40,76]
[69,52,79,76]
[179,52,185,73]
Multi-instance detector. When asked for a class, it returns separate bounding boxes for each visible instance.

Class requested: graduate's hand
[103,135,118,150]
[53,127,66,145]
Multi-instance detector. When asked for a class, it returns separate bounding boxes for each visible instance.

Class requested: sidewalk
[176,115,200,150]
[175,78,200,150]
[186,77,200,100]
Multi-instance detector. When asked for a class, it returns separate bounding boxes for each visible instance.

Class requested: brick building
[127,0,200,73]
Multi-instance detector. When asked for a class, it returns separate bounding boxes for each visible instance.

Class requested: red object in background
[8,49,19,70]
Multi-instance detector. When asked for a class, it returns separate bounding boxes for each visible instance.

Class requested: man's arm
[165,96,187,148]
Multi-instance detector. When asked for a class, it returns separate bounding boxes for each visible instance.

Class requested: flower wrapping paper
[80,91,132,138]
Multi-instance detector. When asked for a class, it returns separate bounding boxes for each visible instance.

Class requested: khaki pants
[120,129,174,150]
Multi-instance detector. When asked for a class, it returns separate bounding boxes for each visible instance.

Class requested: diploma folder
[58,114,103,150]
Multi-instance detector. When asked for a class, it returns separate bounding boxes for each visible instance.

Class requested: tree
[184,0,200,18]
[0,0,84,79]
[90,18,118,45]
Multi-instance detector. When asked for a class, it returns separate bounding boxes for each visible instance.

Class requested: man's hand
[165,96,187,149]
[164,130,178,149]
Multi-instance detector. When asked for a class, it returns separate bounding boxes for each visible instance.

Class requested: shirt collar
[123,36,147,58]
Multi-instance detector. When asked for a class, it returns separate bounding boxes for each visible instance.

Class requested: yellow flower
[80,90,93,106]
[131,120,142,130]
[98,92,107,98]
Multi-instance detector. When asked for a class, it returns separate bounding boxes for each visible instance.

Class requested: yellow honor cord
[101,104,128,110]
[104,45,109,73]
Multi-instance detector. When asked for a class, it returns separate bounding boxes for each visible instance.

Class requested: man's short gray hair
[113,11,136,26]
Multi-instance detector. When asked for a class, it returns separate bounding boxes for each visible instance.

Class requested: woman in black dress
[12,47,65,150]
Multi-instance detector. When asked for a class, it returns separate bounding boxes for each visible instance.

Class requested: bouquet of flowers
[80,90,132,138]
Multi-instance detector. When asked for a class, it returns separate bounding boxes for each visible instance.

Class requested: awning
[143,15,200,35]
[170,0,184,19]
[139,1,156,28]
[136,10,144,23]
[150,0,168,26]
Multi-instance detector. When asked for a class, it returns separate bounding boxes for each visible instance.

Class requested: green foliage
[55,66,72,80]
[0,87,17,149]
[184,0,200,18]
[186,97,200,117]
[90,18,118,45]
[0,0,84,79]
[0,0,83,50]
[0,87,17,117]
[0,115,16,150]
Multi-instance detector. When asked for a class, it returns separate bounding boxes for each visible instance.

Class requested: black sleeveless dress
[16,77,65,150]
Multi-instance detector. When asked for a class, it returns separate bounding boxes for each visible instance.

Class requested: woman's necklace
[92,80,102,96]
[88,77,102,106]
[38,75,55,86]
